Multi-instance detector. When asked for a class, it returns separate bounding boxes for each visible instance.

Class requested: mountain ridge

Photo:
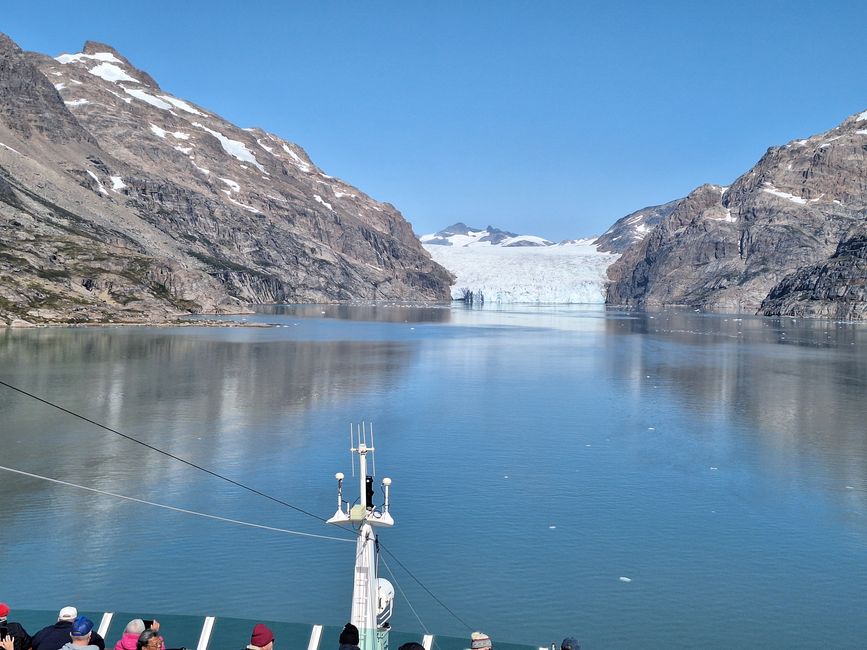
[0,34,452,325]
[606,108,867,319]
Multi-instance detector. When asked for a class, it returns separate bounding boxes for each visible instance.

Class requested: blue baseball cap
[71,615,94,637]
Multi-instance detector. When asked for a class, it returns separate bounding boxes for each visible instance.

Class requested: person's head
[136,629,162,650]
[561,637,580,650]
[250,623,274,650]
[58,607,78,623]
[338,623,359,645]
[397,644,426,650]
[70,616,93,645]
[125,620,146,636]
[0,602,9,622]
[470,631,492,649]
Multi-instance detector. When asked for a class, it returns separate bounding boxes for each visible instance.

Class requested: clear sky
[4,1,866,240]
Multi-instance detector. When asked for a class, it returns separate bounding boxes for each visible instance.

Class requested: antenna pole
[327,423,395,650]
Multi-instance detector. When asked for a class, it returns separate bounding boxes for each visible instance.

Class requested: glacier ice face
[423,241,619,304]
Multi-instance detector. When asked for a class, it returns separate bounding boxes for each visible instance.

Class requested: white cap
[58,606,77,621]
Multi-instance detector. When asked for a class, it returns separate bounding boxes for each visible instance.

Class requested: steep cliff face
[0,34,452,325]
[606,110,867,316]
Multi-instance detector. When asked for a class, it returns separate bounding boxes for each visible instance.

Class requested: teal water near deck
[1,305,866,648]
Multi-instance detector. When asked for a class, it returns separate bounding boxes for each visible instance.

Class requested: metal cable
[0,464,354,543]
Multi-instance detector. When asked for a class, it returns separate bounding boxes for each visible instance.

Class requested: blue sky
[5,1,866,240]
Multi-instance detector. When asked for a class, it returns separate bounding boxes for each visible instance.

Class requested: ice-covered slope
[421,224,618,303]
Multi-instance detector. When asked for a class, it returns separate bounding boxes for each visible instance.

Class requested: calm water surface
[1,305,866,648]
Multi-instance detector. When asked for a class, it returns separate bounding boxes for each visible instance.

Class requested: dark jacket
[31,622,106,650]
[0,620,32,650]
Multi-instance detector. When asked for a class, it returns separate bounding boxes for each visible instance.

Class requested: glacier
[422,238,619,304]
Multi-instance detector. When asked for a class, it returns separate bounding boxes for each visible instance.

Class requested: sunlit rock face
[606,109,867,318]
[0,34,452,325]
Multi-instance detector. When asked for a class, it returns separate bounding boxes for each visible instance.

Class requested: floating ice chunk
[110,176,127,191]
[846,486,854,490]
[619,576,632,583]
[648,427,655,431]
[548,525,556,529]
[710,467,718,471]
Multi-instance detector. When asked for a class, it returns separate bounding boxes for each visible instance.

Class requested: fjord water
[1,306,866,648]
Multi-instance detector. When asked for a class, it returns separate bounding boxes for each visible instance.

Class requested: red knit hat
[0,603,9,618]
[250,624,274,647]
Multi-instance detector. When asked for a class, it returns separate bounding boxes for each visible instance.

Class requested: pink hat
[0,602,9,618]
[250,624,274,647]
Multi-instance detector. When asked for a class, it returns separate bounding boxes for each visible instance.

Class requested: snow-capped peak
[420,222,554,247]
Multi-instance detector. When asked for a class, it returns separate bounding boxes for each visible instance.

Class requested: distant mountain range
[0,34,452,325]
[420,222,555,247]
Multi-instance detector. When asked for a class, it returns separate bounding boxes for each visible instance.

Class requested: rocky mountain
[606,109,867,318]
[594,198,682,253]
[420,222,554,247]
[0,34,452,325]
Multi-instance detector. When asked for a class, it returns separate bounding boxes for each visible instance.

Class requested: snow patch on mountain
[158,95,205,115]
[193,122,266,172]
[89,62,140,84]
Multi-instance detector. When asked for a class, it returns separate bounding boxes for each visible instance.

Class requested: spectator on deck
[397,644,425,650]
[0,602,32,650]
[32,607,106,650]
[338,623,359,650]
[114,620,145,650]
[245,624,273,650]
[135,630,163,650]
[470,631,492,649]
[60,616,100,650]
[560,637,580,650]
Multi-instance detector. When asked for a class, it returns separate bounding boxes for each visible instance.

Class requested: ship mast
[327,423,395,650]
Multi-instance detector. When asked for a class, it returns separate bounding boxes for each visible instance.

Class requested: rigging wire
[379,542,474,632]
[0,464,354,543]
[0,378,474,632]
[380,551,430,637]
[0,378,344,530]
